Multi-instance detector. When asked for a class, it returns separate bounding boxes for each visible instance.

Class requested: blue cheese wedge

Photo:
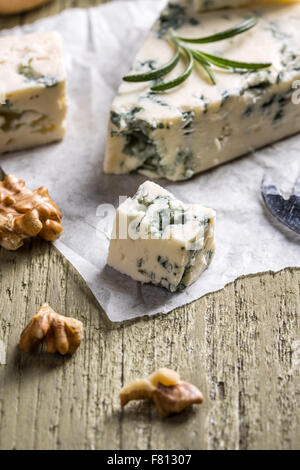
[0,31,66,154]
[107,181,216,292]
[104,1,300,181]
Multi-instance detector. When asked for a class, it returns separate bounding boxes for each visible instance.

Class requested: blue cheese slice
[0,31,67,154]
[107,181,216,292]
[104,1,300,181]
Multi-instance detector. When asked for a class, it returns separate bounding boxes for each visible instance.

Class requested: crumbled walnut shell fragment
[19,303,83,355]
[120,368,203,417]
[0,174,63,250]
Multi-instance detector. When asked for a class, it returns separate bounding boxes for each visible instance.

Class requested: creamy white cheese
[104,1,300,181]
[107,181,216,292]
[0,31,67,154]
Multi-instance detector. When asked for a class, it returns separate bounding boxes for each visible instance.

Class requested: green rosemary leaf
[191,51,210,66]
[122,16,272,92]
[193,52,216,85]
[197,51,272,70]
[151,47,194,92]
[123,46,180,82]
[175,17,258,44]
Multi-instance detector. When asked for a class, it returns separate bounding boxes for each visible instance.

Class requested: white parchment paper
[0,0,299,322]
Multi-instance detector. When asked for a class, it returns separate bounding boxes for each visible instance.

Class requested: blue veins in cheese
[0,31,67,154]
[104,0,300,181]
[107,181,216,292]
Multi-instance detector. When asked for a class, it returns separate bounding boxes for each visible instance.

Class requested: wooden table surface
[0,0,299,451]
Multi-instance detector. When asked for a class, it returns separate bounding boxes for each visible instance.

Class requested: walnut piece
[0,174,63,251]
[120,368,203,416]
[19,303,83,355]
[153,382,204,417]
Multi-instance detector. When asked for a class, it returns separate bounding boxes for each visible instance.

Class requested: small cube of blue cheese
[0,31,67,154]
[107,181,216,292]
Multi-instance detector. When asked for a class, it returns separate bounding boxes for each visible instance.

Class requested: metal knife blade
[261,175,300,235]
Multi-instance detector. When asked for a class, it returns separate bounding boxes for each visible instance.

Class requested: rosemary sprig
[192,51,216,85]
[175,17,258,44]
[123,44,180,82]
[151,47,194,92]
[195,51,271,71]
[122,17,272,92]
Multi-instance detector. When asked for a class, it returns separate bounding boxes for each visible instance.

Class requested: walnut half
[19,304,83,355]
[120,368,203,417]
[0,174,63,250]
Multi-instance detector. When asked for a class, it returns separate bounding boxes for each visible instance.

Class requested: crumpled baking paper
[0,0,299,322]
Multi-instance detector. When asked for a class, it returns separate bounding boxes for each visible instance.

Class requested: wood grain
[0,240,299,450]
[0,0,299,450]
